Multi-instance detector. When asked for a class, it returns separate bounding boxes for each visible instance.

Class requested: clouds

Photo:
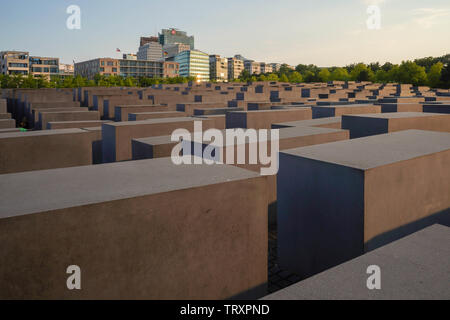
[412,7,450,29]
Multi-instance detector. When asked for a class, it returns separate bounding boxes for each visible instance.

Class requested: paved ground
[268,224,303,294]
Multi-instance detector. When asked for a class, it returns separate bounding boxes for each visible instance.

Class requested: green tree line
[237,53,450,89]
[0,73,198,89]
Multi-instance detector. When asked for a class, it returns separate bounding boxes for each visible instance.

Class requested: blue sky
[1,0,449,66]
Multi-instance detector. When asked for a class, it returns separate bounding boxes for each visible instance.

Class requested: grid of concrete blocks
[0,81,449,300]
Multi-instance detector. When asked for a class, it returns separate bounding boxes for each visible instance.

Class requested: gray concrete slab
[264,224,450,300]
[277,130,450,279]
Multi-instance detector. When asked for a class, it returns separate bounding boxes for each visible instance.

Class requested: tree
[266,73,279,81]
[238,69,251,82]
[397,61,427,86]
[330,68,349,81]
[350,63,374,81]
[440,63,450,88]
[279,74,289,82]
[381,62,394,72]
[318,68,331,82]
[369,62,381,72]
[258,74,267,82]
[427,62,443,88]
[374,69,388,83]
[288,71,303,83]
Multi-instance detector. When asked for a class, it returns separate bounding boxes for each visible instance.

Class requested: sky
[1,0,449,66]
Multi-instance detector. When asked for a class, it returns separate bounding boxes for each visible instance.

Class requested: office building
[0,51,29,76]
[159,28,194,50]
[234,54,249,62]
[244,60,261,75]
[163,43,191,61]
[260,63,273,74]
[163,61,180,78]
[123,54,137,61]
[270,63,282,72]
[137,40,163,62]
[59,64,74,78]
[175,50,209,81]
[140,36,159,47]
[29,56,59,79]
[74,58,120,79]
[75,57,178,79]
[228,57,244,80]
[209,55,228,82]
[119,59,164,78]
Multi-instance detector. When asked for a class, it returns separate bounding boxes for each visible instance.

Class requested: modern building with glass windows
[29,56,59,79]
[75,57,179,79]
[175,50,210,82]
[159,29,194,50]
[0,51,30,76]
[137,40,163,62]
[119,59,164,78]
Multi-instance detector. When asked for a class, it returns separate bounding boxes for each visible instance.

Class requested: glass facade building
[175,50,210,82]
[159,29,194,50]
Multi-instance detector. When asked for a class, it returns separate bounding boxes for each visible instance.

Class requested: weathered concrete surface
[38,111,100,130]
[0,119,15,129]
[423,104,450,114]
[132,135,177,160]
[312,104,381,119]
[0,129,97,174]
[32,107,89,128]
[47,120,111,130]
[184,126,349,226]
[264,224,450,300]
[0,128,20,134]
[227,109,312,129]
[272,117,342,129]
[278,130,450,279]
[81,127,103,165]
[342,112,450,138]
[379,103,423,113]
[114,105,169,122]
[0,158,268,300]
[129,111,186,121]
[0,113,12,119]
[102,117,220,163]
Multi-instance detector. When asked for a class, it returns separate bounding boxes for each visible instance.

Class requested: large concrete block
[227,109,312,129]
[185,126,349,225]
[423,104,450,114]
[38,111,99,130]
[0,99,6,113]
[272,117,342,129]
[0,113,12,119]
[132,136,176,160]
[0,129,97,174]
[264,225,450,300]
[379,103,423,113]
[312,104,381,119]
[342,112,450,138]
[102,117,219,163]
[81,127,103,165]
[47,120,111,130]
[278,130,450,278]
[0,119,15,129]
[32,107,89,128]
[176,102,227,115]
[114,105,169,122]
[129,111,186,121]
[0,158,268,300]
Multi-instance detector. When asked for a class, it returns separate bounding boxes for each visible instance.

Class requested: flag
[116,48,121,53]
